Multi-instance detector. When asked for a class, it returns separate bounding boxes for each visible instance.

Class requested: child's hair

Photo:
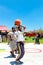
[12,27,16,31]
[12,27,15,29]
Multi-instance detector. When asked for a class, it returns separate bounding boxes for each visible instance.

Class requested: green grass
[0,37,43,44]
[25,37,35,43]
[39,38,43,44]
[25,37,43,44]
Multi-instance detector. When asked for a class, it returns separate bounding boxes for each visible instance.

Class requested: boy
[8,27,17,57]
[15,26,25,63]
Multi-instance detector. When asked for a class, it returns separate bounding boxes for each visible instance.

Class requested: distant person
[0,35,2,43]
[35,33,40,44]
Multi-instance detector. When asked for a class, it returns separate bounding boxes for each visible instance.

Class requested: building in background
[0,26,9,42]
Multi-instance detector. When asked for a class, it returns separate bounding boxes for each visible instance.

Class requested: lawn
[0,37,43,44]
[25,37,43,44]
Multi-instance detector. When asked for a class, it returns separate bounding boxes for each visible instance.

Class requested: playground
[0,43,43,65]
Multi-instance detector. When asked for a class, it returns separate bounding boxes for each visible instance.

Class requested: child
[15,26,25,63]
[8,27,17,57]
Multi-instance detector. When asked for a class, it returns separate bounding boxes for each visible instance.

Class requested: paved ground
[0,43,43,65]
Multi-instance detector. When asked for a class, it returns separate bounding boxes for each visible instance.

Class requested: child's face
[12,28,15,32]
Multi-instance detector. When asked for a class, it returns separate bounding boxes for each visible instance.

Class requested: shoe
[13,55,16,58]
[16,60,23,64]
[19,61,23,64]
[16,60,20,64]
[10,51,16,58]
[15,50,18,54]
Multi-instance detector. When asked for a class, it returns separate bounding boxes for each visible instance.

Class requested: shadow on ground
[10,61,23,65]
[4,55,13,58]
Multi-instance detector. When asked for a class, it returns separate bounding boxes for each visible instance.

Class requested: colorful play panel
[0,49,6,52]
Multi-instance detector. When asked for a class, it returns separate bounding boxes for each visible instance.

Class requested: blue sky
[0,0,43,31]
